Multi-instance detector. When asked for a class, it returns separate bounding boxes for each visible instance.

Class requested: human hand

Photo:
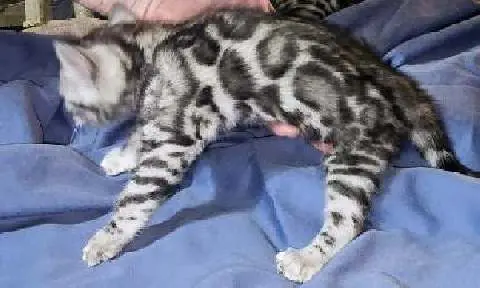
[270,122,334,154]
[76,0,274,21]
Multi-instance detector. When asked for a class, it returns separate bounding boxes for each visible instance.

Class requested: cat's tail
[408,96,480,178]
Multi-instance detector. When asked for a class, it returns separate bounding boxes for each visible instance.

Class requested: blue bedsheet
[1,0,480,287]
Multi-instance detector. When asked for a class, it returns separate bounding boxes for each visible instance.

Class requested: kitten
[54,4,479,283]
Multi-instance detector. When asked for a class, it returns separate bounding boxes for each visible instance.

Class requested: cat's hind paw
[276,247,326,283]
[82,229,124,267]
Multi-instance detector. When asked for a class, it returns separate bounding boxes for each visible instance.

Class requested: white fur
[55,42,129,125]
[276,191,363,282]
[276,247,325,283]
[101,146,138,176]
[82,229,126,267]
[82,182,160,266]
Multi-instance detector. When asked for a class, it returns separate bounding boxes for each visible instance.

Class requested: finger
[312,142,334,154]
[269,122,300,138]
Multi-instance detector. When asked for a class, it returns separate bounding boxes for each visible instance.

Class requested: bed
[1,0,480,287]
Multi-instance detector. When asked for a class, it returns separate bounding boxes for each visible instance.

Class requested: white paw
[82,229,124,267]
[101,147,135,176]
[276,247,326,283]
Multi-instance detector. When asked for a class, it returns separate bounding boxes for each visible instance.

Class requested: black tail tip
[466,170,480,178]
[454,166,480,179]
[440,158,480,178]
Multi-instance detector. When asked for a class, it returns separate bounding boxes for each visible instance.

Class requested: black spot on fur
[216,13,258,40]
[308,45,326,59]
[312,244,325,254]
[282,109,305,126]
[141,139,163,152]
[192,32,220,65]
[357,140,393,160]
[321,232,336,246]
[257,84,281,116]
[257,31,298,79]
[351,215,363,232]
[133,175,169,187]
[155,125,178,134]
[328,179,369,208]
[219,49,255,100]
[196,86,219,112]
[104,220,123,234]
[191,114,204,139]
[236,102,253,121]
[337,96,354,124]
[370,124,401,146]
[321,116,335,126]
[165,24,204,48]
[119,216,136,221]
[168,168,180,176]
[180,159,189,169]
[140,158,168,168]
[294,62,341,110]
[331,167,379,188]
[117,191,162,207]
[359,97,385,126]
[331,212,344,226]
[303,125,323,141]
[117,180,176,207]
[340,126,361,147]
[169,152,184,158]
[329,153,378,166]
[166,134,195,146]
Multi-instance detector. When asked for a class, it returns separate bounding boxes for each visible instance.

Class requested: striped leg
[276,143,392,283]
[82,126,203,266]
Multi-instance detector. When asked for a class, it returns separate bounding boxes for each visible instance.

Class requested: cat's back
[193,10,389,78]
[141,8,404,116]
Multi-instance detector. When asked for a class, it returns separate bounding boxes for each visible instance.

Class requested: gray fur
[54,6,479,283]
[273,0,364,23]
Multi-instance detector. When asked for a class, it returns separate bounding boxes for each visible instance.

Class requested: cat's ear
[54,41,95,79]
[108,3,136,25]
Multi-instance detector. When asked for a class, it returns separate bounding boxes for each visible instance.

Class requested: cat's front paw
[276,247,326,283]
[101,147,135,176]
[82,229,125,267]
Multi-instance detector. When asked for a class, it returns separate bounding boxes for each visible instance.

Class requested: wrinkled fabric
[1,0,480,287]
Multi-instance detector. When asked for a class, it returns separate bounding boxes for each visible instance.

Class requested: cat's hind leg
[276,140,393,283]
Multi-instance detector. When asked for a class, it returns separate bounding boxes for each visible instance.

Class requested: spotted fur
[272,0,363,23]
[54,5,480,283]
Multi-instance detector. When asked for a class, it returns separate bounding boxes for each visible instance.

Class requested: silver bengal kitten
[53,4,479,283]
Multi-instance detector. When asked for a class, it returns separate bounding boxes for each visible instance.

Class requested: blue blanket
[1,0,480,287]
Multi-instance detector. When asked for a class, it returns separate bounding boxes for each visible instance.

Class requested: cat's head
[53,4,143,125]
